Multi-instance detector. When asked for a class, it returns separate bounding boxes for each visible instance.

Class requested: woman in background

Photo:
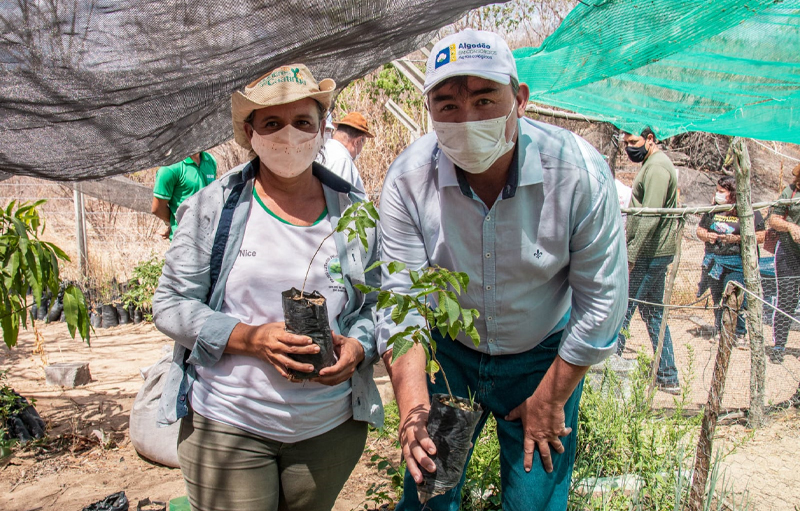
[768,163,800,363]
[696,176,765,344]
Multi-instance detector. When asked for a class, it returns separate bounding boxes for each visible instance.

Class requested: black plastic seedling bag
[117,304,131,325]
[418,393,483,502]
[4,392,46,442]
[82,491,129,511]
[281,288,336,379]
[47,301,64,323]
[102,304,119,328]
[90,311,103,329]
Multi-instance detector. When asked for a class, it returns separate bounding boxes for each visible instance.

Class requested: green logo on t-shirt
[325,257,344,285]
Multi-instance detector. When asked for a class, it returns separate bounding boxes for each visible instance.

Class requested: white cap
[423,29,518,95]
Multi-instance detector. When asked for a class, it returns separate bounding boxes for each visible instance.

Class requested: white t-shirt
[318,138,365,193]
[615,178,632,226]
[192,190,352,442]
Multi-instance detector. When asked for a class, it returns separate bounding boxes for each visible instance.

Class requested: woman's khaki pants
[177,408,367,511]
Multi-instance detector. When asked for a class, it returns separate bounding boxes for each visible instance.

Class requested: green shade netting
[513,0,800,143]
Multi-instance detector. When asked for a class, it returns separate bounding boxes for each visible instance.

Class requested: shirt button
[488,338,495,344]
[488,316,493,320]
[485,215,491,221]
[486,285,492,290]
[485,252,492,258]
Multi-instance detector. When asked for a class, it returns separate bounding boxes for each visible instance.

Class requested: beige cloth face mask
[251,125,323,178]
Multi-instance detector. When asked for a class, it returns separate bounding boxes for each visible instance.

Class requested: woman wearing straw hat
[153,64,383,511]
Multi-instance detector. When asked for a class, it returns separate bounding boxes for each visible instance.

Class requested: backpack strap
[206,161,256,303]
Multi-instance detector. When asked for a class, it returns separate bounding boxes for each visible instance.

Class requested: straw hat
[232,64,336,150]
[334,112,375,138]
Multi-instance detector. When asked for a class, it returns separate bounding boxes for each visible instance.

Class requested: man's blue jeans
[617,255,680,386]
[395,330,583,511]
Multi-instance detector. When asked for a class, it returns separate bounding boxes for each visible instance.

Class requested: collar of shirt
[182,152,212,167]
[436,120,544,200]
[324,138,354,162]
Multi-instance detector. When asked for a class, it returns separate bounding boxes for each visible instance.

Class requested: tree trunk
[732,137,766,428]
[687,286,741,511]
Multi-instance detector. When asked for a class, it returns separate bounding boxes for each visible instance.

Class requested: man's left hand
[314,334,365,386]
[505,393,571,473]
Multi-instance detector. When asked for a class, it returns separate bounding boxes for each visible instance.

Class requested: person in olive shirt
[616,127,681,394]
[152,152,217,240]
[769,162,800,363]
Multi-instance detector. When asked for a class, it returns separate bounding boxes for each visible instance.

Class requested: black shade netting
[0,0,491,180]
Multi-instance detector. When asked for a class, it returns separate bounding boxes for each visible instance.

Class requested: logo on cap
[435,43,458,69]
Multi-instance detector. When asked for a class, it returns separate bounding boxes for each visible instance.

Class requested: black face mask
[625,142,648,163]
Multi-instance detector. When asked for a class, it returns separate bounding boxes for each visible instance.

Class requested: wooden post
[649,218,685,396]
[687,286,742,511]
[73,189,88,276]
[732,137,766,427]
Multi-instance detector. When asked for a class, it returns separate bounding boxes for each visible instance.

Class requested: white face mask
[714,191,729,205]
[250,125,323,178]
[432,105,518,174]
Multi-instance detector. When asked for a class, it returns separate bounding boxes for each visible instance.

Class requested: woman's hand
[720,233,740,244]
[313,334,365,386]
[790,224,800,243]
[228,322,319,378]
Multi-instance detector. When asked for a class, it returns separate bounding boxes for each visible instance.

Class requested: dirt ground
[1,322,799,511]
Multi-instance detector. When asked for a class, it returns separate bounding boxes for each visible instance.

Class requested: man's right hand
[400,404,438,484]
[159,224,171,240]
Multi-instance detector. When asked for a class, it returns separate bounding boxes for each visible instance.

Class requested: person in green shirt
[152,152,217,240]
[615,127,681,394]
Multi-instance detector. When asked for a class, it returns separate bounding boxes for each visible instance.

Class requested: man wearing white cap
[378,29,627,510]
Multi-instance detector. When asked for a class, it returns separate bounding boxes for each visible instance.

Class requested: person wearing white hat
[153,64,383,511]
[377,29,628,510]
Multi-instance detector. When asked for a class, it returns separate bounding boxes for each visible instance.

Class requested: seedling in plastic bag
[357,263,480,403]
[357,263,485,500]
[283,201,379,379]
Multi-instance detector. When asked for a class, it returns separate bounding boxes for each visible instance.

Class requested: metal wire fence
[618,201,800,414]
[0,177,169,294]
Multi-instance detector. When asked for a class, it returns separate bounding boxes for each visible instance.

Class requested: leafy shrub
[365,351,751,511]
[0,200,90,347]
[121,255,164,320]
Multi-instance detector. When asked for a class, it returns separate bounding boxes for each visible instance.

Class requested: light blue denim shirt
[376,118,628,366]
[153,160,383,428]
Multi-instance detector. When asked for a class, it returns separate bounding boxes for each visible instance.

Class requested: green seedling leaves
[382,264,482,399]
[336,201,381,252]
[63,285,91,343]
[364,260,387,273]
[390,335,415,363]
[376,291,395,310]
[387,261,406,274]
